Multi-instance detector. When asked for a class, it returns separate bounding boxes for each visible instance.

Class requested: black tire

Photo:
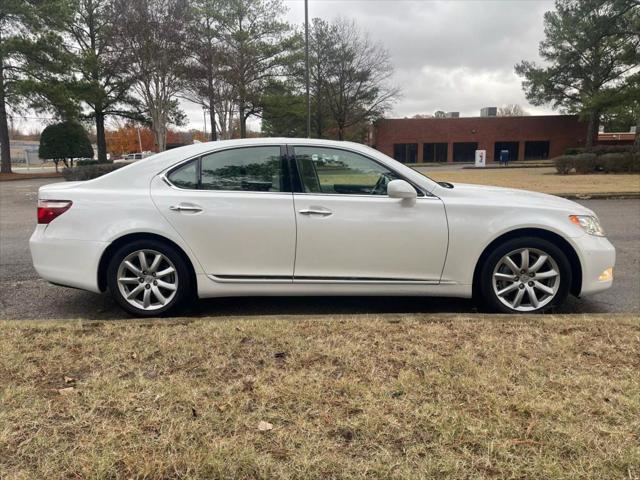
[478,236,572,314]
[107,239,192,317]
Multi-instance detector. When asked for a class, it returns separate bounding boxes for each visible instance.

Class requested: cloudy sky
[183,0,558,131]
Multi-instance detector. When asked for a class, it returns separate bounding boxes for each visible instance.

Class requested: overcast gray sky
[183,0,557,132]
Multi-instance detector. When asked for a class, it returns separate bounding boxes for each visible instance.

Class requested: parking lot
[1,178,638,320]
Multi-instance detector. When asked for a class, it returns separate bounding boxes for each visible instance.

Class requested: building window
[452,142,478,162]
[423,143,448,162]
[393,143,418,163]
[524,141,550,160]
[494,142,519,163]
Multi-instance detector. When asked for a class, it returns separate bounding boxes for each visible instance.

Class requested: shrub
[564,147,583,155]
[554,155,574,174]
[572,153,598,174]
[597,153,625,173]
[62,163,126,181]
[75,159,112,167]
[564,145,638,156]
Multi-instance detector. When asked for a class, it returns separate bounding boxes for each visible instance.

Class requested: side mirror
[387,179,417,200]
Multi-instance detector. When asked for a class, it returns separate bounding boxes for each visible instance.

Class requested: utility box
[475,150,486,167]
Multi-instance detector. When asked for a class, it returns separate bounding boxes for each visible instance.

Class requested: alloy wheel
[116,249,178,311]
[491,247,560,312]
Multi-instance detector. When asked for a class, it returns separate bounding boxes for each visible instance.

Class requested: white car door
[150,145,296,279]
[291,145,448,282]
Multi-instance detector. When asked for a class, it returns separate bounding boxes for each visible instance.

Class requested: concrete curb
[0,174,62,182]
[556,192,640,200]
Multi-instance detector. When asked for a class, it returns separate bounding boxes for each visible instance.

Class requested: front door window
[294,146,400,195]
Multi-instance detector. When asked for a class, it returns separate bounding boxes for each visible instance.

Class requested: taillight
[37,200,72,224]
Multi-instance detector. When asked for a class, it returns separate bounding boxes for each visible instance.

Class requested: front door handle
[299,208,332,216]
[169,204,203,213]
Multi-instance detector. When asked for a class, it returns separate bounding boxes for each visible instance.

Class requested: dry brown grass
[1,314,639,479]
[419,166,640,195]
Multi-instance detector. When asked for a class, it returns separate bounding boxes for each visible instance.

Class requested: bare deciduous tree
[315,19,399,140]
[497,104,529,117]
[217,0,297,138]
[64,0,140,161]
[182,0,227,141]
[117,0,189,151]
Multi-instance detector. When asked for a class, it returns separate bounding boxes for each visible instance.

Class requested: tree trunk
[95,111,107,162]
[0,58,12,174]
[239,101,247,138]
[585,110,600,149]
[209,103,217,141]
[635,116,640,147]
[337,123,344,141]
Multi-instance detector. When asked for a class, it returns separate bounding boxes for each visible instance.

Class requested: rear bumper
[29,225,107,293]
[574,234,616,296]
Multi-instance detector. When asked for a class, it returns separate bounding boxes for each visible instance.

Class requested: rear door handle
[299,208,332,216]
[169,203,203,213]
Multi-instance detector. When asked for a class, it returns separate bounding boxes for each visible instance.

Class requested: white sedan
[30,138,615,316]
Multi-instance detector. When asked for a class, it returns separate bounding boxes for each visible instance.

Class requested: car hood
[443,183,594,215]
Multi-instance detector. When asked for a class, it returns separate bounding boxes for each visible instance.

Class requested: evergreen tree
[516,0,639,147]
[39,121,94,171]
[0,0,71,173]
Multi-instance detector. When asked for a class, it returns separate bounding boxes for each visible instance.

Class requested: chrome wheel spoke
[512,288,525,308]
[124,260,142,277]
[526,285,539,308]
[156,279,177,291]
[152,286,167,305]
[149,254,162,273]
[126,284,144,299]
[520,249,530,271]
[504,256,520,274]
[497,283,519,297]
[117,249,178,311]
[529,254,548,273]
[535,269,558,280]
[142,287,152,308]
[138,251,149,271]
[534,281,555,295]
[494,272,517,281]
[156,267,175,278]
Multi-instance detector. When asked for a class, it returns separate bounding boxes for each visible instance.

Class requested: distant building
[445,112,460,118]
[370,114,590,163]
[480,106,497,117]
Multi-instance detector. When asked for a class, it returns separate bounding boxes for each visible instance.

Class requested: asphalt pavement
[1,178,638,320]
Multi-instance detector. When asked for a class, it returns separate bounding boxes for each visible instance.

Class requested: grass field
[419,166,640,195]
[1,314,639,479]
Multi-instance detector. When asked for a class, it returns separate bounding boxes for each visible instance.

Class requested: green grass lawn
[1,314,639,479]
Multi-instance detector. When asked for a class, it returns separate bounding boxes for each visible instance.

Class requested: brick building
[370,115,590,163]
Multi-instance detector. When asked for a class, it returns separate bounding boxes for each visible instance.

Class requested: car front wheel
[479,237,572,313]
[107,239,191,317]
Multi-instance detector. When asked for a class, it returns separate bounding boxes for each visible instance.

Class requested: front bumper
[29,225,107,293]
[573,233,616,296]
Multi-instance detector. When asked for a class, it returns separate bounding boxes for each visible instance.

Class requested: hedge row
[554,152,640,174]
[62,163,127,181]
[565,145,638,156]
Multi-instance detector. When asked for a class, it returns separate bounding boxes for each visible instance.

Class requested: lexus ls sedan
[30,138,615,317]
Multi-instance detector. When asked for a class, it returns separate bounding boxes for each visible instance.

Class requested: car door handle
[299,208,332,216]
[169,204,203,213]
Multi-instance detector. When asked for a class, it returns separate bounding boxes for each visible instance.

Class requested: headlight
[569,215,606,236]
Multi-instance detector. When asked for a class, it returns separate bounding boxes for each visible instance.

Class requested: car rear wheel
[479,237,572,313]
[107,239,191,317]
